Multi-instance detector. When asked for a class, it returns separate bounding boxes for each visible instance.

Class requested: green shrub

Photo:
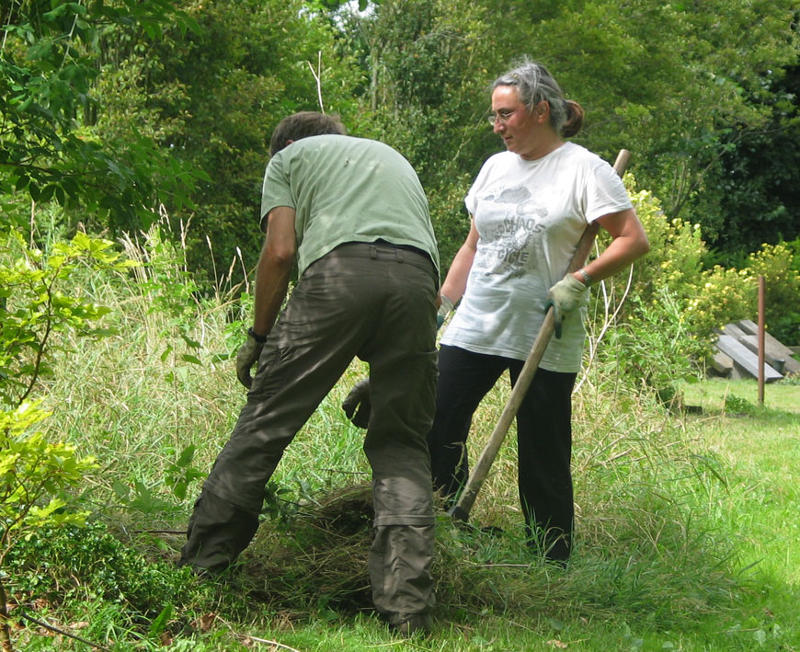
[588,179,716,389]
[0,226,136,644]
[0,403,97,563]
[0,229,135,405]
[6,522,192,617]
[685,265,756,343]
[591,286,709,402]
[746,241,800,345]
[592,178,795,377]
[623,182,706,306]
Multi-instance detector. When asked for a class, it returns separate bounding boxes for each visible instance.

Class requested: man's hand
[546,274,588,339]
[341,378,370,428]
[236,331,265,388]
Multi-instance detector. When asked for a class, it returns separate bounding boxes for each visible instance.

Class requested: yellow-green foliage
[685,243,800,345]
[607,177,797,350]
[0,228,131,571]
[686,266,755,342]
[747,242,800,343]
[0,403,97,565]
[626,180,705,301]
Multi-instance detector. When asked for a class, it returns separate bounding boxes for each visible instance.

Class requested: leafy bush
[6,522,192,617]
[684,265,755,343]
[0,403,97,564]
[0,226,135,644]
[0,230,134,405]
[588,178,714,393]
[622,182,706,306]
[746,241,800,345]
[591,286,709,403]
[591,178,797,389]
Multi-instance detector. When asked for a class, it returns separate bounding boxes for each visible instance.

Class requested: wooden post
[758,275,765,405]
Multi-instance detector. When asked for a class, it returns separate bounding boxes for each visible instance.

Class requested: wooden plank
[736,320,800,375]
[737,319,797,358]
[739,335,787,374]
[736,319,758,335]
[722,322,748,339]
[711,350,733,377]
[740,335,800,375]
[781,354,800,376]
[716,334,783,382]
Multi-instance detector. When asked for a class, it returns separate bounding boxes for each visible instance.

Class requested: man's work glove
[236,328,266,388]
[342,378,371,428]
[545,274,588,339]
[437,294,455,330]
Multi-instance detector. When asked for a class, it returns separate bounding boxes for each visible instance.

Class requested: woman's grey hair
[492,58,583,137]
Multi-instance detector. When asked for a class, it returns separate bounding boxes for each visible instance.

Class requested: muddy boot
[388,612,432,637]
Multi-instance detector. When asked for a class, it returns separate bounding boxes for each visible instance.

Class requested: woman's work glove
[437,294,455,329]
[236,328,265,388]
[341,378,371,428]
[546,274,588,339]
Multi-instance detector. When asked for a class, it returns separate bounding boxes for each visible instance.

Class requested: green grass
[6,240,800,650]
[14,361,798,650]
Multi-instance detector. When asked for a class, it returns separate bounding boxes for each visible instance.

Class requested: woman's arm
[574,208,649,284]
[440,219,480,303]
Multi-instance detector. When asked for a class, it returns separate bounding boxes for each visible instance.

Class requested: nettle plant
[0,228,135,641]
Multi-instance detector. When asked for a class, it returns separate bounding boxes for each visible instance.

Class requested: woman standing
[429,59,650,562]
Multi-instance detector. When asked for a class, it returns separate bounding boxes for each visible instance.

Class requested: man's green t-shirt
[260,134,440,280]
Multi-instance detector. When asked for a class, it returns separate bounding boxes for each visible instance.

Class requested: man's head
[269,111,347,156]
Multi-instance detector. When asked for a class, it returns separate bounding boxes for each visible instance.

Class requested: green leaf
[176,445,196,468]
[179,333,201,349]
[148,604,173,638]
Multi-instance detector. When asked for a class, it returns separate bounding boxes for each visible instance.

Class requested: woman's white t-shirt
[440,142,632,373]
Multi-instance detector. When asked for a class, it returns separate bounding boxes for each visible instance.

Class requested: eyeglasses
[487,109,517,125]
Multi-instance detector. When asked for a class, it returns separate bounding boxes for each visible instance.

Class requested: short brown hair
[269,111,347,156]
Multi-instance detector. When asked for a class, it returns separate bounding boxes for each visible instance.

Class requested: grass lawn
[193,377,800,651]
[12,360,800,651]
[675,378,800,651]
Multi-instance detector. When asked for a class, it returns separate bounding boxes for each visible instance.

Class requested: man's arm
[252,206,297,337]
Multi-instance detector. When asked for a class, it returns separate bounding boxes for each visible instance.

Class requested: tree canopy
[0,0,204,230]
[2,0,799,278]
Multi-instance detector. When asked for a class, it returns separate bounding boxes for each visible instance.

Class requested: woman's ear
[536,100,550,121]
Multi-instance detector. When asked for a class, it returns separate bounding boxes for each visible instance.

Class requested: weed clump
[6,522,195,621]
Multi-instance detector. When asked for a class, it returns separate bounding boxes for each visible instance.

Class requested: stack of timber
[712,319,800,381]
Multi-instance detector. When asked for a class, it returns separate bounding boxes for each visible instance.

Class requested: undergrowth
[4,225,795,650]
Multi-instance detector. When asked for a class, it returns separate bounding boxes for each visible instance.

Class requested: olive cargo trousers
[180,242,439,618]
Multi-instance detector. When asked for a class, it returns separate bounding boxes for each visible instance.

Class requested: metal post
[758,275,765,406]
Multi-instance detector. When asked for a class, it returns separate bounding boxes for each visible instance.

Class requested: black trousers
[427,344,576,561]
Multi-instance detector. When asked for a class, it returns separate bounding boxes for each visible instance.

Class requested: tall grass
[8,228,799,650]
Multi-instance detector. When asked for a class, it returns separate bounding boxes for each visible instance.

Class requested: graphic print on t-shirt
[474,185,548,280]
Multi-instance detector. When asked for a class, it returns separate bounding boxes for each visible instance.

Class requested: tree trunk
[0,579,15,652]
